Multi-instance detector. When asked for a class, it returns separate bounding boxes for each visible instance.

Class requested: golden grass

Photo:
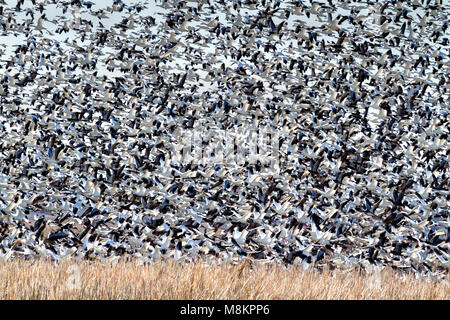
[0,257,448,300]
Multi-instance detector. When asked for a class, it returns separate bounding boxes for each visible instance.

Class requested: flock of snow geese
[0,0,448,279]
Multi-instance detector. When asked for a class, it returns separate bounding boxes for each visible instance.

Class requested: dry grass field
[0,258,448,300]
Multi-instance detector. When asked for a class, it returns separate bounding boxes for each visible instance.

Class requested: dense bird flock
[0,0,448,279]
